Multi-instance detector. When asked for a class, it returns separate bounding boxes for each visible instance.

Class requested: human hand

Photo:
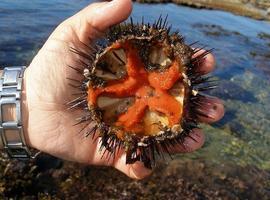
[22,0,224,179]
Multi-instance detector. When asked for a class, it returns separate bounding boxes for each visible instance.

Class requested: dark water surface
[1,0,270,198]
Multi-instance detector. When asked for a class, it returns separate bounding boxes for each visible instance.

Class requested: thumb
[69,0,133,42]
[113,153,152,180]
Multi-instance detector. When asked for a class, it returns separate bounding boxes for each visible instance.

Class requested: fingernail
[196,98,223,119]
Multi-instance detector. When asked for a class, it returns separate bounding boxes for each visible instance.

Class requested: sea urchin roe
[88,41,184,137]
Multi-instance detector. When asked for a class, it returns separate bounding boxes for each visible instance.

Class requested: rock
[267,8,270,15]
[133,0,270,21]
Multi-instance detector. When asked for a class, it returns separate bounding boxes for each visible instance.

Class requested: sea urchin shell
[68,16,215,168]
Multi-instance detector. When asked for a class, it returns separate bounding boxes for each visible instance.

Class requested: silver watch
[0,66,34,159]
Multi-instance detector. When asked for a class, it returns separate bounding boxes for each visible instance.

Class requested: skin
[13,0,224,179]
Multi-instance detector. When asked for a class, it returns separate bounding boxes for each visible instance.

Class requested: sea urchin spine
[67,16,216,168]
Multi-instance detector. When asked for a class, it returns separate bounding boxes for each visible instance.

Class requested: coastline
[133,0,270,21]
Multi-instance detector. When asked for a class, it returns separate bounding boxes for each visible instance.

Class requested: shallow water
[1,0,270,198]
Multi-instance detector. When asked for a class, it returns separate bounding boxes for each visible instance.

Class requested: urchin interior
[88,40,186,138]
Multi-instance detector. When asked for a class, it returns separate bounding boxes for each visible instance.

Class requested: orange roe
[88,42,183,136]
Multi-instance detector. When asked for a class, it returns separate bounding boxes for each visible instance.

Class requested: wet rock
[209,80,257,103]
[258,32,270,40]
[134,0,270,21]
[192,24,248,42]
[267,8,270,15]
[248,32,270,77]
[34,153,63,172]
[1,151,270,199]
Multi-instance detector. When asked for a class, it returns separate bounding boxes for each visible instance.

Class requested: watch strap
[0,66,33,159]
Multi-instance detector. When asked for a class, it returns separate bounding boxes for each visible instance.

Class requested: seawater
[0,0,270,192]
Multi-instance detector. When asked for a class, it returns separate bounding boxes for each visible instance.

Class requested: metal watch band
[0,66,33,159]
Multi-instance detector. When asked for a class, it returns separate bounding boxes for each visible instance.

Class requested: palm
[23,0,224,179]
[25,25,98,163]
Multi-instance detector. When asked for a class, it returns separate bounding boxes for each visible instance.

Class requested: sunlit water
[1,0,270,194]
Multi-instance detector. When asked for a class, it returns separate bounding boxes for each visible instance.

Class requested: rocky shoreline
[133,0,270,21]
[1,154,269,199]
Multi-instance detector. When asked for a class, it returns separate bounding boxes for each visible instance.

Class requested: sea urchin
[68,16,216,168]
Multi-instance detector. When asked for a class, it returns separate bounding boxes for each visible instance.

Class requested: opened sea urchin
[68,17,215,168]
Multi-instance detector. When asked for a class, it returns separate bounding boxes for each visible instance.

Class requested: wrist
[21,68,30,147]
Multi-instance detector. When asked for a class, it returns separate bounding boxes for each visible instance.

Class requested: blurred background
[0,0,269,199]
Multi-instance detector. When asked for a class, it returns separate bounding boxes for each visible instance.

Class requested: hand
[22,0,224,179]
